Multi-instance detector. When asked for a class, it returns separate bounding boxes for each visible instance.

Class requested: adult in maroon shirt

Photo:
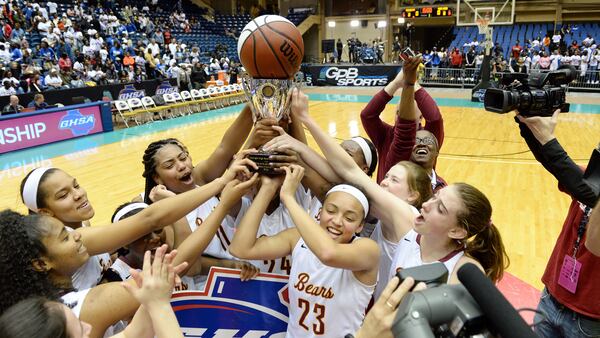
[516,111,600,337]
[360,57,447,191]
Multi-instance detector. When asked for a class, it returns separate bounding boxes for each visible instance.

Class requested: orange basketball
[237,15,305,79]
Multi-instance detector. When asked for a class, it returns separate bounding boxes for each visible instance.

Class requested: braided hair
[142,138,188,204]
[0,210,59,314]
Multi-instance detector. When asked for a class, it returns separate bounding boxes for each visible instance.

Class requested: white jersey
[286,238,375,338]
[184,196,237,290]
[67,227,112,290]
[370,206,420,300]
[234,186,312,275]
[390,229,464,282]
[62,289,125,337]
[110,258,133,281]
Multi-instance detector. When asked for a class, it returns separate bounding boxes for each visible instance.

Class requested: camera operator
[515,110,600,337]
[348,38,356,63]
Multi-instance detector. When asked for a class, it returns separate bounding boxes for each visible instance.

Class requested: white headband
[113,203,148,223]
[326,184,369,219]
[351,137,372,168]
[22,167,54,212]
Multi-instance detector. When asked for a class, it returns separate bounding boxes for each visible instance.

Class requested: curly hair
[0,210,59,314]
[141,138,187,204]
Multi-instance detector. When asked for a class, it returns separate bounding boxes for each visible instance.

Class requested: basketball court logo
[172,268,290,337]
[59,110,96,136]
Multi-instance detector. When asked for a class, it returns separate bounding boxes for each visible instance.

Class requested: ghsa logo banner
[59,110,95,136]
[172,268,289,337]
[118,84,146,100]
[155,81,179,95]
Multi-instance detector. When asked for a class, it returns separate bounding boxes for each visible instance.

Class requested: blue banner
[172,268,290,337]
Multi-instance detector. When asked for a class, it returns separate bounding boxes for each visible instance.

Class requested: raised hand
[280,164,305,200]
[247,118,280,148]
[149,184,176,202]
[263,125,304,153]
[122,244,176,305]
[402,56,422,85]
[220,174,259,207]
[221,149,258,182]
[516,109,559,145]
[290,88,310,123]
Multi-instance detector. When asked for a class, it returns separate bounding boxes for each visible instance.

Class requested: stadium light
[328,21,336,27]
[350,20,359,27]
[378,20,387,28]
[397,17,405,24]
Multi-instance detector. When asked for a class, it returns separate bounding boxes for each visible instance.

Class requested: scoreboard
[401,6,453,18]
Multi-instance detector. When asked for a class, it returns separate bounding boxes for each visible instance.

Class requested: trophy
[238,15,305,123]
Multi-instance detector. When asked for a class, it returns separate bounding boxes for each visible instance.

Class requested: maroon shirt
[542,197,600,319]
[360,88,445,185]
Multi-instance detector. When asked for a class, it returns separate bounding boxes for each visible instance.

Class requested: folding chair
[141,96,165,120]
[162,93,182,118]
[127,98,153,123]
[200,88,218,109]
[179,90,197,114]
[172,92,192,115]
[113,100,139,128]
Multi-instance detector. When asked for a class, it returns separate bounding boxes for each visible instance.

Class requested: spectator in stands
[10,22,25,41]
[430,47,441,78]
[29,73,44,93]
[583,34,594,47]
[465,46,476,76]
[0,80,16,97]
[450,47,463,69]
[27,93,49,110]
[493,42,503,57]
[191,63,208,89]
[70,72,85,88]
[58,53,72,72]
[539,51,551,70]
[2,95,24,115]
[44,68,65,90]
[589,49,599,84]
[549,49,561,71]
[0,44,11,64]
[229,62,240,84]
[543,34,551,51]
[511,40,523,59]
[571,49,581,70]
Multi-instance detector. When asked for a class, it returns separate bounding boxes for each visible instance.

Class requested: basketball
[237,15,305,79]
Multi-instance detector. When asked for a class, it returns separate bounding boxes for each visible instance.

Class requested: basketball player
[140,106,263,288]
[0,245,186,338]
[230,165,379,338]
[292,88,509,285]
[360,56,447,191]
[265,95,432,298]
[9,162,251,337]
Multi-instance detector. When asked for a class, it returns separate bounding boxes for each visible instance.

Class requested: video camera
[484,65,577,117]
[391,263,537,338]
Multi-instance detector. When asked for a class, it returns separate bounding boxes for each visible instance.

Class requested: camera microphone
[457,263,537,338]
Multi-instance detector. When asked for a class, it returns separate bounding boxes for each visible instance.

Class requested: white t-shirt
[47,1,57,14]
[571,55,581,66]
[549,54,561,71]
[552,34,562,44]
[286,238,374,338]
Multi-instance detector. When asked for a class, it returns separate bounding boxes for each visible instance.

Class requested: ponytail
[454,183,509,282]
[464,221,509,282]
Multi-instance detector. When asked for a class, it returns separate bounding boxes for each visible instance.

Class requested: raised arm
[173,174,258,275]
[359,72,402,149]
[280,165,379,271]
[383,57,420,178]
[78,164,246,256]
[292,89,416,240]
[193,104,253,185]
[416,86,444,148]
[228,175,300,261]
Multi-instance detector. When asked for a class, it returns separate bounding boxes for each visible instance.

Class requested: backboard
[456,0,515,26]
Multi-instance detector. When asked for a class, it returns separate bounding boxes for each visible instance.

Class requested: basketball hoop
[476,18,490,35]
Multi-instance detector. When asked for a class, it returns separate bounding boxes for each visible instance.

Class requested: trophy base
[248,151,285,176]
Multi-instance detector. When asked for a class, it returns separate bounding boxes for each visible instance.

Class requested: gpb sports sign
[172,268,289,337]
[304,65,401,86]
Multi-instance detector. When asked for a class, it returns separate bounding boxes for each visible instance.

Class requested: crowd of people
[0,50,597,338]
[0,0,241,101]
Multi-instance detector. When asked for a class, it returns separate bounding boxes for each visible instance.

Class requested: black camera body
[484,66,577,117]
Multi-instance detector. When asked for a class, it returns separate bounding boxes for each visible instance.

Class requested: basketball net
[477,15,494,55]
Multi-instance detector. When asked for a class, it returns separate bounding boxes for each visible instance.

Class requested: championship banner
[303,65,401,86]
[172,268,290,337]
[118,84,146,100]
[0,105,105,154]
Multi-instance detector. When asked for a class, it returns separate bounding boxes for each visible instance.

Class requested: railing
[419,66,600,91]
